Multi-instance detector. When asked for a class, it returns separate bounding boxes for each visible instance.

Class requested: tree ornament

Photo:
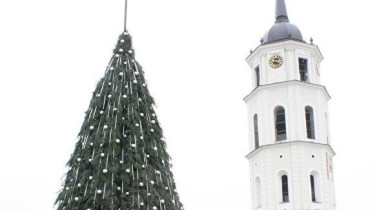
[151,181,155,185]
[135,123,139,127]
[115,139,120,143]
[151,120,156,124]
[100,144,103,147]
[124,61,127,64]
[103,169,108,174]
[120,160,123,164]
[119,72,124,76]
[110,67,114,71]
[65,187,69,190]
[100,153,105,157]
[108,82,112,85]
[96,94,100,97]
[104,125,108,129]
[77,158,81,162]
[77,183,81,187]
[90,126,94,130]
[153,146,158,151]
[100,111,104,114]
[131,144,136,148]
[161,199,165,204]
[108,95,112,98]
[152,113,156,117]
[119,48,124,52]
[151,129,154,132]
[126,192,129,195]
[122,94,127,98]
[142,164,145,168]
[153,206,157,210]
[128,50,133,54]
[138,98,142,102]
[126,169,130,173]
[120,39,125,43]
[147,155,150,158]
[140,113,144,117]
[115,54,120,58]
[97,190,102,194]
[143,83,146,87]
[140,136,143,140]
[89,176,93,180]
[133,80,137,84]
[90,142,94,146]
[139,182,144,187]
[113,108,117,111]
[123,32,129,35]
[148,193,151,196]
[140,202,144,206]
[156,170,160,174]
[135,71,139,75]
[117,187,121,191]
[75,197,79,201]
[89,158,92,162]
[165,187,169,190]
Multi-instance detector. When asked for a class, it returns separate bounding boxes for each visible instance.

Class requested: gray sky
[0,0,374,209]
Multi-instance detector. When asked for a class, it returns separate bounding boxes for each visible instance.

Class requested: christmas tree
[55,31,184,210]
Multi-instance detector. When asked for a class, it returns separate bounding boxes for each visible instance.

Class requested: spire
[275,0,289,23]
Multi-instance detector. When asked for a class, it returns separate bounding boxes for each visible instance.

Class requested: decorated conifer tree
[55,30,184,210]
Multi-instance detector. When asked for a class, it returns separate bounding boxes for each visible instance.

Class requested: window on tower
[255,66,260,87]
[310,175,316,202]
[254,114,260,149]
[281,175,289,202]
[275,106,287,141]
[299,58,308,82]
[305,106,315,139]
[255,177,262,207]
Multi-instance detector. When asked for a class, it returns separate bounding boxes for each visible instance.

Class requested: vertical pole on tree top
[124,0,128,31]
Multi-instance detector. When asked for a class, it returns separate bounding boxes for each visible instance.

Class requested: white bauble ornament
[108,82,112,85]
[122,94,127,98]
[100,144,103,147]
[142,84,146,87]
[133,80,137,84]
[151,181,154,185]
[87,209,91,210]
[142,164,145,168]
[124,32,129,35]
[126,192,129,195]
[148,193,151,196]
[153,206,157,210]
[120,39,125,43]
[75,197,79,201]
[90,143,94,146]
[135,123,139,127]
[124,61,127,64]
[90,126,94,130]
[114,108,117,111]
[119,160,123,164]
[104,125,108,129]
[135,71,139,75]
[96,94,100,97]
[119,48,124,52]
[108,95,112,98]
[89,159,92,162]
[138,98,142,101]
[89,176,93,180]
[153,147,158,151]
[151,129,154,132]
[151,120,156,124]
[140,113,144,117]
[115,54,120,58]
[161,199,165,204]
[146,155,150,158]
[165,187,169,190]
[131,144,136,148]
[77,158,81,162]
[97,190,102,194]
[119,72,124,76]
[100,111,104,114]
[140,202,144,206]
[77,183,81,187]
[126,169,130,173]
[128,50,133,54]
[100,153,105,157]
[139,182,144,187]
[156,170,160,174]
[117,187,121,191]
[110,67,114,71]
[115,139,120,143]
[65,187,69,190]
[140,136,143,140]
[152,114,156,117]
[103,169,108,174]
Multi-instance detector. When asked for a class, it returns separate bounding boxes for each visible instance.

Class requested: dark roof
[262,0,304,44]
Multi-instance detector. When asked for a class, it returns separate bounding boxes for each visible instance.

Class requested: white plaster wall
[247,142,336,210]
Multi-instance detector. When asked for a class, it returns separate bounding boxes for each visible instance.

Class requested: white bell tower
[245,1,337,210]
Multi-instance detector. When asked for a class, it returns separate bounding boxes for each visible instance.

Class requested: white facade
[245,2,337,209]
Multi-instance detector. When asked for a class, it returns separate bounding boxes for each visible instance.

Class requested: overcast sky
[1,0,374,209]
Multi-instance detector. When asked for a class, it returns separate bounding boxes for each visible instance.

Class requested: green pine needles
[55,32,184,210]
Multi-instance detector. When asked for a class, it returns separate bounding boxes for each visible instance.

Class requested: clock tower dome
[245,1,337,209]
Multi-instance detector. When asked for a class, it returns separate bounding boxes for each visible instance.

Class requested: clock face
[269,55,284,69]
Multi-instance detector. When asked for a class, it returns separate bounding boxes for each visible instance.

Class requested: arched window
[255,177,261,207]
[310,175,316,202]
[275,106,287,141]
[281,175,289,202]
[254,114,259,149]
[305,106,315,139]
[255,66,260,87]
[310,171,321,202]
